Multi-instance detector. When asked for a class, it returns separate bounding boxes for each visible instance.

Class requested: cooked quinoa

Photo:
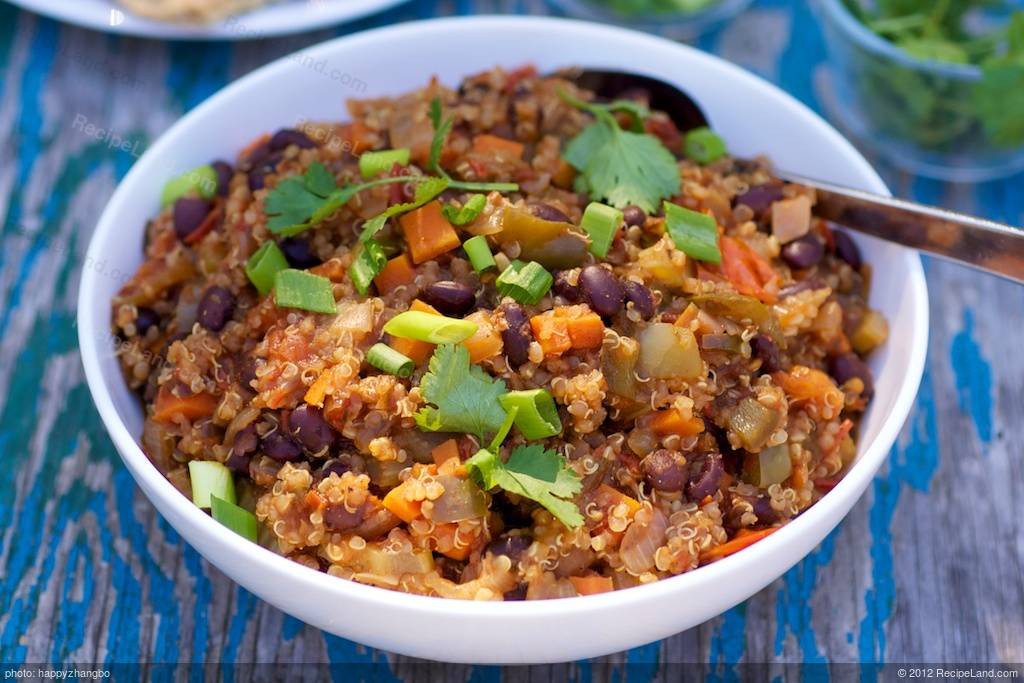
[112,66,887,600]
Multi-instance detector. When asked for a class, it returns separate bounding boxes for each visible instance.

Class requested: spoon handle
[779,172,1024,284]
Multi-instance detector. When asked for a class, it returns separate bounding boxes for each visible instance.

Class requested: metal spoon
[573,69,1024,284]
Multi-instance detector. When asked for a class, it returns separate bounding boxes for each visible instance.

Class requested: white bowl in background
[78,16,928,664]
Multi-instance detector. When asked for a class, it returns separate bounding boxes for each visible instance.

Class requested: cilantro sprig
[560,90,681,213]
[426,96,520,193]
[414,344,509,443]
[842,0,1024,148]
[264,161,420,237]
[358,176,450,243]
[466,445,583,529]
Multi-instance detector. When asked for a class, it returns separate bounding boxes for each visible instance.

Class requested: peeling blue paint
[708,605,747,682]
[950,310,993,444]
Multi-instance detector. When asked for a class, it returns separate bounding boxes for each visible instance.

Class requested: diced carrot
[461,311,504,363]
[570,575,614,596]
[339,121,375,156]
[773,366,843,405]
[389,299,440,364]
[433,523,472,561]
[594,484,642,517]
[382,483,422,524]
[152,387,218,423]
[432,439,461,466]
[401,201,461,264]
[471,134,524,160]
[674,302,700,330]
[650,409,705,437]
[720,236,778,304]
[565,312,604,349]
[373,253,417,293]
[304,370,332,408]
[552,159,576,189]
[309,257,348,282]
[530,311,572,357]
[700,527,778,563]
[304,489,326,511]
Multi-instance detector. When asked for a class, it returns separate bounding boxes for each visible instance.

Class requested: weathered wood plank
[0,1,1021,678]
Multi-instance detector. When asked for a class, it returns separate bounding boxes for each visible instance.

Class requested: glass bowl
[545,0,754,40]
[815,0,1024,182]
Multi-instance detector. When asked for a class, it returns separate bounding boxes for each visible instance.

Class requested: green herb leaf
[414,344,508,442]
[465,445,584,529]
[429,96,454,177]
[358,176,450,243]
[562,95,680,213]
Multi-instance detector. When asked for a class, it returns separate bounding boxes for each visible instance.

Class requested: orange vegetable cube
[373,253,417,293]
[382,482,422,523]
[530,311,572,357]
[569,575,614,596]
[565,312,604,349]
[650,409,705,437]
[431,439,461,466]
[401,201,461,264]
[471,134,524,160]
[461,311,503,363]
[152,387,218,423]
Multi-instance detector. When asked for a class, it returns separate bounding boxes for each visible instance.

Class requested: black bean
[324,503,364,531]
[262,429,304,462]
[286,404,337,454]
[829,352,874,399]
[500,303,532,368]
[317,458,352,481]
[504,583,528,601]
[269,128,317,151]
[831,229,862,270]
[687,452,724,501]
[422,281,476,317]
[278,237,321,269]
[751,496,778,525]
[779,277,826,299]
[781,234,824,270]
[245,142,271,167]
[196,285,235,332]
[622,280,655,320]
[226,423,259,473]
[211,160,233,197]
[486,533,533,561]
[622,205,646,227]
[579,265,624,318]
[642,450,687,492]
[172,197,211,240]
[552,271,581,303]
[735,183,784,215]
[530,202,571,223]
[134,307,159,336]
[248,152,283,191]
[751,334,781,374]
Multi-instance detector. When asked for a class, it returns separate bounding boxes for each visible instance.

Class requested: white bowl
[78,16,928,664]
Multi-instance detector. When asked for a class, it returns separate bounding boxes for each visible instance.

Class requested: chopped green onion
[498,389,562,440]
[664,201,722,264]
[488,405,519,452]
[463,235,496,273]
[367,343,415,378]
[188,461,235,509]
[245,241,289,295]
[684,127,727,165]
[273,269,337,313]
[580,201,623,258]
[210,495,258,542]
[161,164,218,207]
[359,148,410,178]
[348,239,388,295]
[495,260,552,305]
[384,311,478,344]
[442,194,487,226]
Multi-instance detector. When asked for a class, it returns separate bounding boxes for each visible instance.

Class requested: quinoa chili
[111,66,887,600]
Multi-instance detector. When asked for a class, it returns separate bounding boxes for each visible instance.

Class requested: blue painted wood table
[1,0,1022,678]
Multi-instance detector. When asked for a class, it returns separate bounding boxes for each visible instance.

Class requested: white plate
[10,0,411,40]
[78,16,929,664]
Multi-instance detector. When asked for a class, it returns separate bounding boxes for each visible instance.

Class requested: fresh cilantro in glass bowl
[544,0,753,39]
[817,0,1024,181]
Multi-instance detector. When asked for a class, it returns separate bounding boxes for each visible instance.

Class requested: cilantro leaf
[428,96,454,178]
[265,162,338,235]
[414,344,508,442]
[358,176,450,243]
[975,59,1024,146]
[465,445,584,529]
[562,96,680,213]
